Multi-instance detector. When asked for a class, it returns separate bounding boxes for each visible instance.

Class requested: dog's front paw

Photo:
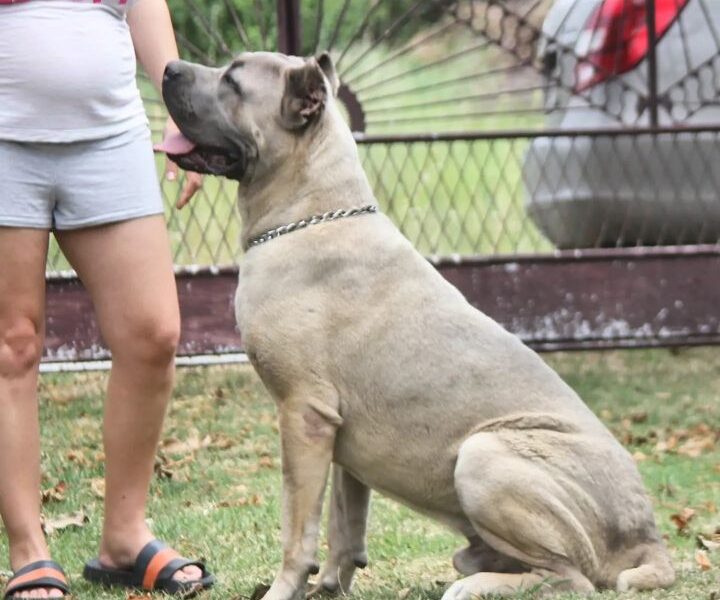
[255,576,306,600]
[308,553,367,597]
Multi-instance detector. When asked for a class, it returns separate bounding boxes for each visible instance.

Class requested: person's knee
[109,314,180,367]
[0,316,44,377]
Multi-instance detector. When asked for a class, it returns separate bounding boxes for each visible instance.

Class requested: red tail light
[575,0,690,91]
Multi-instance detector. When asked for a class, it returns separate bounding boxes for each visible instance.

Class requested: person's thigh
[54,215,180,356]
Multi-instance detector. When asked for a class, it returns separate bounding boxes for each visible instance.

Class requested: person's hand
[162,117,203,209]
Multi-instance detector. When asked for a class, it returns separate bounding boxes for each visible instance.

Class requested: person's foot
[8,541,65,598]
[99,524,203,586]
[7,581,65,599]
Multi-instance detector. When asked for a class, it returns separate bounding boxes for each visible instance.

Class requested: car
[523,0,720,248]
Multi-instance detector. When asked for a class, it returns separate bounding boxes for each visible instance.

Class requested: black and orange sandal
[83,539,214,597]
[4,560,70,598]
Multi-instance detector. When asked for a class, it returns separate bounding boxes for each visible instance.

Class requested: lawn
[2,347,718,599]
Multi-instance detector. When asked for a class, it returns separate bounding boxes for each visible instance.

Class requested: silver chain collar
[247,204,378,248]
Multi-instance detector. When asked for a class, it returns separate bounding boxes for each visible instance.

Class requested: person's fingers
[165,158,179,182]
[176,172,203,209]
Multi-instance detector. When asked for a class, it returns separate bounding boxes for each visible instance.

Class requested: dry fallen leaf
[42,510,88,535]
[67,450,90,467]
[154,455,175,480]
[632,451,648,462]
[211,434,236,450]
[695,549,712,571]
[677,433,717,458]
[90,478,106,499]
[670,507,696,533]
[698,531,720,552]
[41,481,67,505]
[161,429,212,456]
[259,455,275,469]
[629,411,648,424]
[654,435,679,454]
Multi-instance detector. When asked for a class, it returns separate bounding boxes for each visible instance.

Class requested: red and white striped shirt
[0,0,147,142]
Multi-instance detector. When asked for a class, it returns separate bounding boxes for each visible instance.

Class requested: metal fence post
[646,0,659,128]
[277,0,302,55]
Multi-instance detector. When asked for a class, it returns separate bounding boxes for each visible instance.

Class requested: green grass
[2,347,719,599]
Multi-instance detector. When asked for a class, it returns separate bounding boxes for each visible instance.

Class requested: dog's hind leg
[262,394,343,600]
[310,465,370,596]
[616,543,675,591]
[442,431,597,599]
[452,535,526,576]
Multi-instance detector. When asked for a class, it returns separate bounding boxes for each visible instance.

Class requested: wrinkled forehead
[226,52,305,77]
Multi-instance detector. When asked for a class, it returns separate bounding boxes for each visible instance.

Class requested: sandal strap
[135,539,208,590]
[5,561,68,598]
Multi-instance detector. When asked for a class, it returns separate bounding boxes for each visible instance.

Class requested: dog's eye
[222,73,243,97]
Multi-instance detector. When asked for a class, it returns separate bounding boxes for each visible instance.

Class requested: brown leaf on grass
[90,478,105,499]
[698,531,720,552]
[258,455,275,469]
[654,435,679,454]
[42,510,88,535]
[696,549,712,571]
[41,481,67,505]
[210,434,236,450]
[670,507,697,533]
[160,429,212,456]
[67,450,90,467]
[702,501,718,514]
[218,491,264,509]
[677,433,717,458]
[126,594,153,600]
[154,455,175,480]
[629,411,648,424]
[654,424,719,458]
[632,451,648,462]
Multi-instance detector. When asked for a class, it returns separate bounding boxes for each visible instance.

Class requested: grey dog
[160,51,675,600]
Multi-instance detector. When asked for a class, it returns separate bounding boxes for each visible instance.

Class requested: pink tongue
[154,131,197,155]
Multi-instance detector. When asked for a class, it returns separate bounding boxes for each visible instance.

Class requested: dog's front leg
[310,465,370,596]
[263,396,342,600]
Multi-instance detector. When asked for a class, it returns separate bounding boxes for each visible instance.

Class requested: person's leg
[54,215,200,583]
[0,228,63,599]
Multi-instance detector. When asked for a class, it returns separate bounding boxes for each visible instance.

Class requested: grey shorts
[0,125,164,230]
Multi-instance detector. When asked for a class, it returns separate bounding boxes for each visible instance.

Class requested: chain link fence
[42,0,720,370]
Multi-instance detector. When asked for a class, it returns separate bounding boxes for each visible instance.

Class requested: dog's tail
[615,543,675,592]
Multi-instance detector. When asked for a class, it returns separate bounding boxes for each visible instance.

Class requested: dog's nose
[163,61,184,83]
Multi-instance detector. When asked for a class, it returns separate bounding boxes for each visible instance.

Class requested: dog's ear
[317,51,339,97]
[280,59,328,130]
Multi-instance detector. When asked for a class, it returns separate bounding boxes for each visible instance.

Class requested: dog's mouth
[154,132,247,179]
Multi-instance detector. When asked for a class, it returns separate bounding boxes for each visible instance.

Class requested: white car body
[523,0,720,248]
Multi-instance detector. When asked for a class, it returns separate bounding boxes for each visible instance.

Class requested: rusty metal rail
[44,244,720,361]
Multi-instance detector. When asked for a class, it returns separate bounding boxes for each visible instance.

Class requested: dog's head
[159,51,339,182]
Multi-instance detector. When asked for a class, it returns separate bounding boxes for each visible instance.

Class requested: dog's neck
[237,104,376,250]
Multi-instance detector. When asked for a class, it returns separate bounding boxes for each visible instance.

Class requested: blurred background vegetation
[166,0,454,61]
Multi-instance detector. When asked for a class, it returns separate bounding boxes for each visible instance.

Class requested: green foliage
[167,0,453,62]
